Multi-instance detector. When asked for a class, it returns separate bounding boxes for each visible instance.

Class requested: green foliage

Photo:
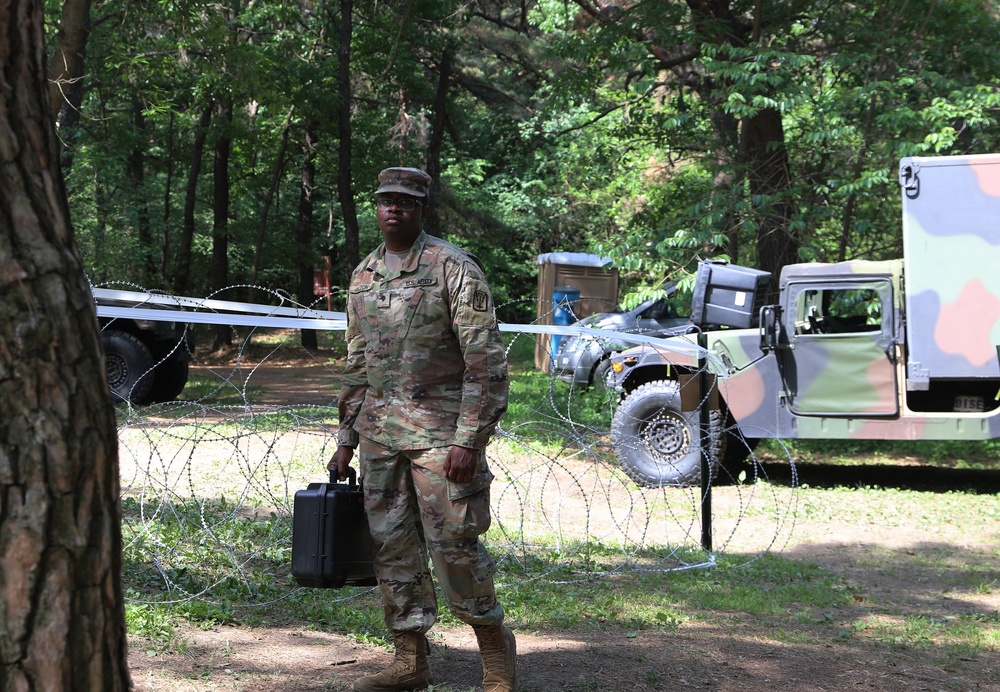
[124,601,180,652]
[502,334,612,440]
[55,0,1000,311]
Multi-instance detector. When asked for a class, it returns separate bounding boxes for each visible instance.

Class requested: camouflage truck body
[609,153,1000,486]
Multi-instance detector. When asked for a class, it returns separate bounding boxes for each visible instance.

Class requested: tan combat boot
[473,624,517,692]
[353,631,433,692]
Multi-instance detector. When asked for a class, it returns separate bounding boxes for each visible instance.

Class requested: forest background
[50,0,1000,332]
[9,2,999,687]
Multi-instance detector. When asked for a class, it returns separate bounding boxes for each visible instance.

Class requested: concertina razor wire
[96,281,798,607]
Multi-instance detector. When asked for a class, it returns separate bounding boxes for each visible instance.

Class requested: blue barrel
[550,286,581,363]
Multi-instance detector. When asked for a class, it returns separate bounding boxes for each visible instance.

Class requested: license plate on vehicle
[953,395,985,412]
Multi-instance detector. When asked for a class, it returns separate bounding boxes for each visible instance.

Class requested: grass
[121,486,999,660]
[121,495,856,647]
[761,437,1000,470]
[120,328,1000,687]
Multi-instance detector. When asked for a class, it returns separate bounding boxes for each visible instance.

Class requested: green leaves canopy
[55,0,1000,309]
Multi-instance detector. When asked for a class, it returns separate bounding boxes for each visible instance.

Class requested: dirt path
[126,348,1000,691]
[127,499,1000,692]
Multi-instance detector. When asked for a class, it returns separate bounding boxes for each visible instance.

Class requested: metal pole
[698,330,713,553]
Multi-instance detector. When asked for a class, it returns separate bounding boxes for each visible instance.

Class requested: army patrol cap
[376,167,432,198]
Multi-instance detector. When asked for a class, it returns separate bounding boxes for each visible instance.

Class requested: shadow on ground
[759,461,1000,494]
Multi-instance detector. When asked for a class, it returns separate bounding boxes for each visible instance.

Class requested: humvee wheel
[102,330,155,404]
[611,379,720,488]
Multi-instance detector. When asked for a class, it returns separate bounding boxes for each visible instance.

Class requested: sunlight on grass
[853,613,1000,655]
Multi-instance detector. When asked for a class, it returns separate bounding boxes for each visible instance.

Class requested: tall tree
[297,123,320,350]
[335,0,360,279]
[1,0,131,688]
[47,0,91,169]
[127,97,156,280]
[211,96,233,349]
[174,105,212,294]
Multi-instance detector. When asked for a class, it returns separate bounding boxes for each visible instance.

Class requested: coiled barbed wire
[103,284,797,606]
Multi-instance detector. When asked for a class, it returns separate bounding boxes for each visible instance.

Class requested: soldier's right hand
[327,445,354,481]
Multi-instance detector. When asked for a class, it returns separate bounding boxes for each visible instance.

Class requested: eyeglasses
[376,197,422,211]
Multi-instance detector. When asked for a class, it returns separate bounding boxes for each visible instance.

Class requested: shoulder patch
[473,288,490,312]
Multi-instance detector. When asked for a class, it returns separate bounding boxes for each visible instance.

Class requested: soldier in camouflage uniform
[329,167,515,692]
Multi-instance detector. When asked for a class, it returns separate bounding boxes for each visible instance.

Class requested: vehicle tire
[149,355,190,403]
[102,330,155,404]
[591,358,613,391]
[611,379,721,488]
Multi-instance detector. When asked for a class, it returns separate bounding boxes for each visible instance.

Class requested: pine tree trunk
[1,1,131,689]
[740,106,800,299]
[336,0,360,281]
[174,105,213,295]
[298,124,319,350]
[47,0,91,171]
[425,47,452,236]
[211,97,233,350]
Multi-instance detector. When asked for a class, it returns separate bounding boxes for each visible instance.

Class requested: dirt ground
[127,510,1000,692]
[127,346,1000,691]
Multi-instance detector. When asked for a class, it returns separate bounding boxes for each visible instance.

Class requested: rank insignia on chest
[473,289,489,312]
[377,292,389,308]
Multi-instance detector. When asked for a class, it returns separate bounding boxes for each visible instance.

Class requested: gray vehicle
[552,286,691,389]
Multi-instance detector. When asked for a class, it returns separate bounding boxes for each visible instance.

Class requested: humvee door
[779,279,898,416]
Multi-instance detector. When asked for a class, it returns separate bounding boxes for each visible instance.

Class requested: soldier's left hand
[444,445,478,483]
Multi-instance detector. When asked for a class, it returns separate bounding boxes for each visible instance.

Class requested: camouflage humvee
[608,153,1000,487]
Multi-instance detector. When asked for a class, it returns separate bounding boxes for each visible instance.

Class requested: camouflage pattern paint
[902,154,1000,381]
[612,154,1000,445]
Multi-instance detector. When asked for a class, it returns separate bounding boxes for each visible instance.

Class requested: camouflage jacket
[336,231,509,450]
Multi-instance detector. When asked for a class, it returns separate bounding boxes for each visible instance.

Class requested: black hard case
[290,469,378,588]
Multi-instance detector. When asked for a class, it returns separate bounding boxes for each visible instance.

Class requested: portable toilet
[534,253,618,372]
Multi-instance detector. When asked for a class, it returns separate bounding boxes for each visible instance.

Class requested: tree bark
[424,47,452,237]
[251,107,294,285]
[174,105,212,294]
[211,98,233,350]
[685,0,800,288]
[336,0,360,282]
[297,124,319,350]
[740,106,800,298]
[128,98,155,282]
[47,0,91,171]
[1,0,131,689]
[161,111,175,275]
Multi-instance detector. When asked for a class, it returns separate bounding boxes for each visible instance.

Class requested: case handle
[330,466,358,487]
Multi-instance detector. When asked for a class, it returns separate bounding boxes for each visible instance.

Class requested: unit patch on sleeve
[473,289,490,312]
[456,278,496,327]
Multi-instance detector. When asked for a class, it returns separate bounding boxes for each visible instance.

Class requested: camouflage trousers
[358,437,504,634]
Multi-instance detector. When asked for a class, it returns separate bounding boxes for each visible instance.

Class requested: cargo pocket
[447,453,494,501]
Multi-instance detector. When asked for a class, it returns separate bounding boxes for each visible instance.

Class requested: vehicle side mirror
[759,305,784,352]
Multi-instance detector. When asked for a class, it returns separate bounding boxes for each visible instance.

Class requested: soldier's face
[376,193,427,251]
